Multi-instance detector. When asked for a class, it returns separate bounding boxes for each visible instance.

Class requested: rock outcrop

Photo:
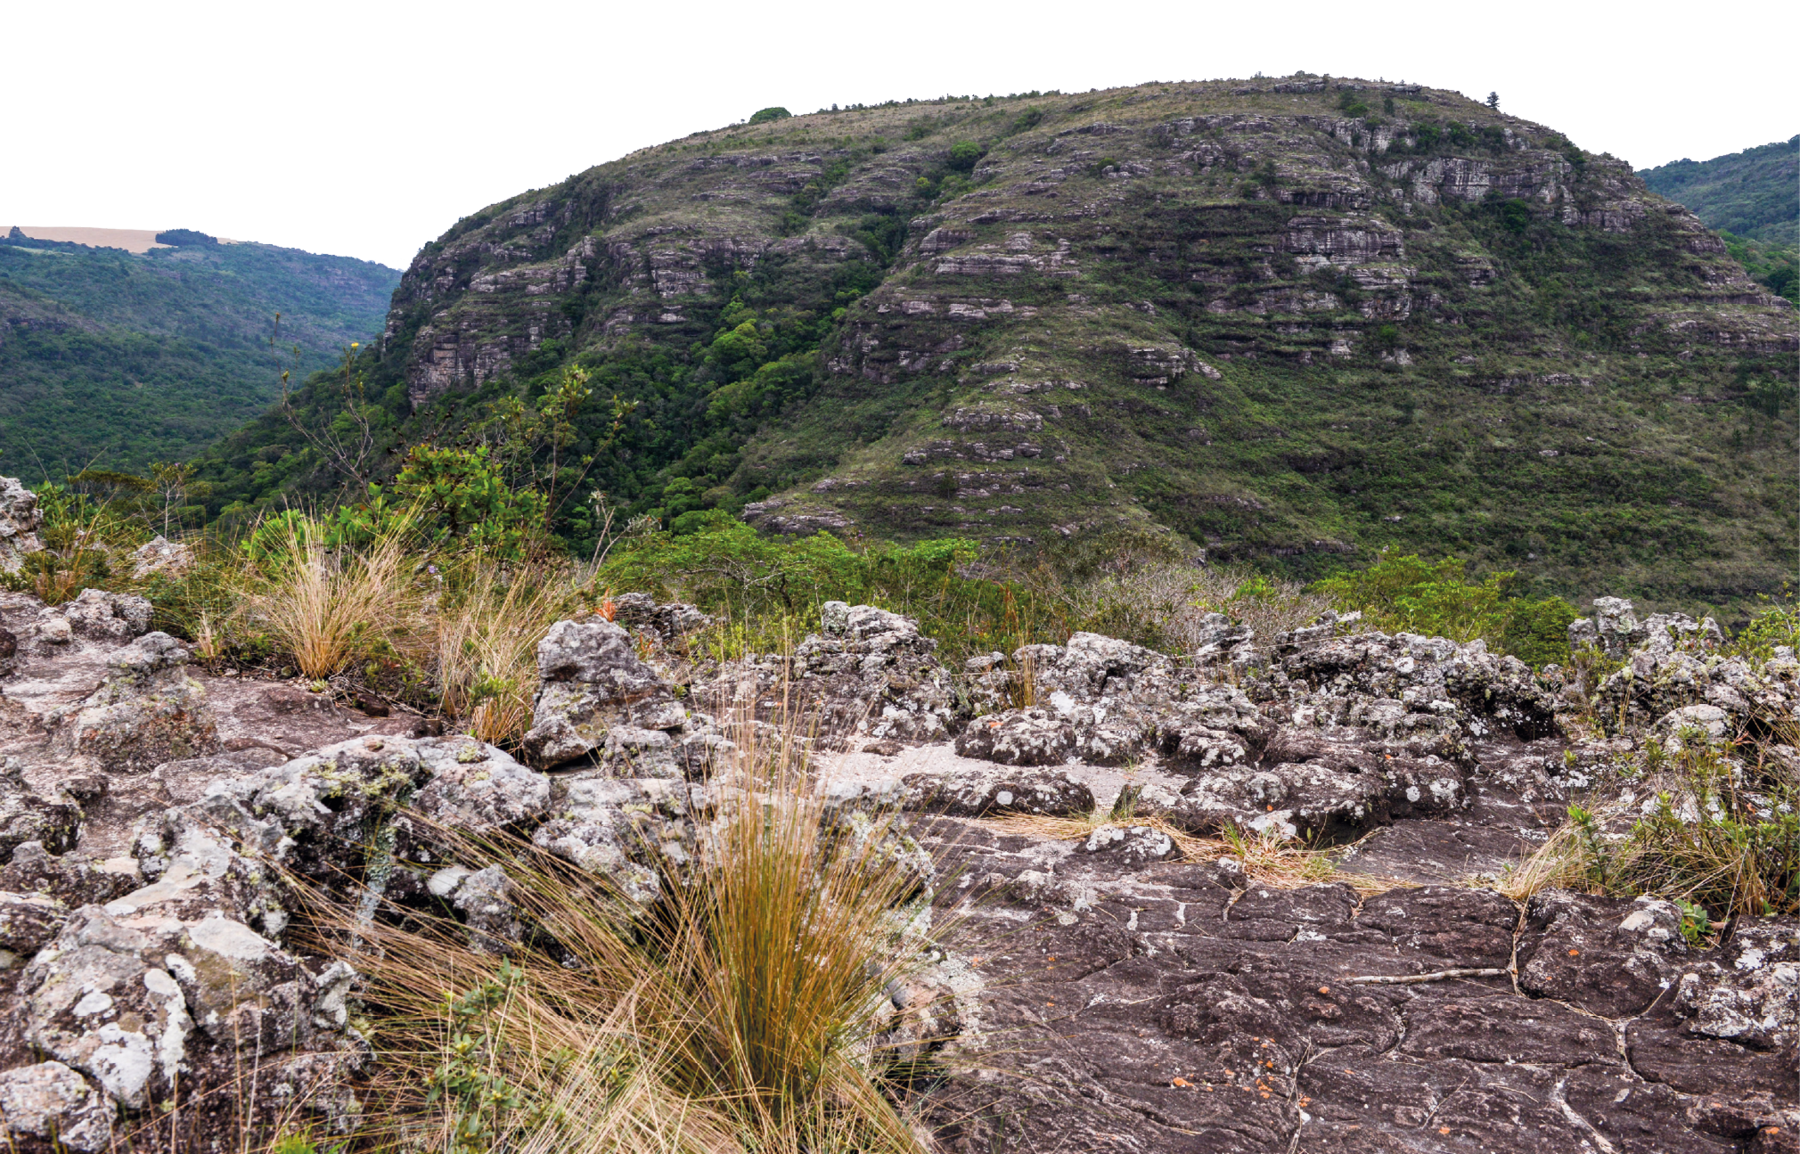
[0,581,1794,1151]
[0,478,44,576]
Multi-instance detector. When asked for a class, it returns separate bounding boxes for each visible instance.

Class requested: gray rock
[0,1061,112,1151]
[0,477,44,576]
[60,589,152,642]
[900,763,1094,817]
[128,536,193,580]
[60,631,218,772]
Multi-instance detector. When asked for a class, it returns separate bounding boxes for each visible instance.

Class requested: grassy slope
[0,236,399,473]
[191,79,1798,614]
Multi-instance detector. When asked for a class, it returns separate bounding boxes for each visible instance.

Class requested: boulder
[0,1061,113,1151]
[128,536,193,580]
[0,478,43,576]
[59,632,218,772]
[60,589,152,642]
[521,617,719,773]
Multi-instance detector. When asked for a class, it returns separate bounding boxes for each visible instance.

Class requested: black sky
[14,56,1785,262]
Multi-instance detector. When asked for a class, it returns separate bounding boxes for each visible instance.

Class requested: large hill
[0,228,399,472]
[1639,136,1798,247]
[195,78,1797,608]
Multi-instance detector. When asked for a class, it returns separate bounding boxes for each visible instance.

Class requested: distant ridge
[1638,136,1799,248]
[4,226,181,254]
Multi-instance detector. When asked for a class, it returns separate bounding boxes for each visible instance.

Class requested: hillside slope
[0,229,398,471]
[1639,136,1798,247]
[197,78,1797,608]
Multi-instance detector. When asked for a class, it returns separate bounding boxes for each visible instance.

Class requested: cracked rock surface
[0,586,1793,1151]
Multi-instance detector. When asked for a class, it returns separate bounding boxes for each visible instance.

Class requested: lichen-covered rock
[0,842,136,908]
[899,763,1094,817]
[521,617,719,773]
[610,592,711,642]
[128,536,193,580]
[695,602,962,751]
[19,902,365,1139]
[59,589,152,642]
[1518,891,1691,1017]
[60,632,218,772]
[1143,738,1467,839]
[1670,918,1798,1051]
[528,776,686,903]
[164,734,546,895]
[788,602,961,744]
[954,708,1076,765]
[0,477,44,576]
[0,891,68,963]
[0,1061,113,1151]
[0,782,81,864]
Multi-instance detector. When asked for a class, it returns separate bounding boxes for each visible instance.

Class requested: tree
[1486,92,1500,110]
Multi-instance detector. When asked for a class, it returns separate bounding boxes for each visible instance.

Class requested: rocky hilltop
[0,471,1793,1149]
[201,75,1798,606]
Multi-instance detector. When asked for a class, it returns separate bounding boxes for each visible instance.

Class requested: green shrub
[946,141,985,172]
[597,515,1057,666]
[1729,588,1800,657]
[1312,553,1577,665]
[747,106,790,125]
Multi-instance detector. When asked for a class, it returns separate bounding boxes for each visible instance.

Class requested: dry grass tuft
[986,809,1399,895]
[316,713,941,1153]
[239,513,420,679]
[429,557,580,746]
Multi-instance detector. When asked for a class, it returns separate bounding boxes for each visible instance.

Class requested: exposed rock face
[0,588,1794,1150]
[521,616,722,775]
[0,477,43,575]
[59,632,218,772]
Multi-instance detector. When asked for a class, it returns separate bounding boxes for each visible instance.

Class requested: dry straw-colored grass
[239,514,420,680]
[429,557,580,746]
[985,808,1398,895]
[316,714,942,1153]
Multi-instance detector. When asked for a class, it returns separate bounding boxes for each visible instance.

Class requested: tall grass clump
[327,715,942,1153]
[1503,728,1800,921]
[237,510,421,679]
[429,556,581,745]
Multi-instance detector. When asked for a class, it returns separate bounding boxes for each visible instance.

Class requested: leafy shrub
[1010,107,1044,133]
[747,106,790,125]
[1506,738,1799,917]
[598,515,1054,666]
[1313,553,1577,666]
[1728,588,1800,657]
[946,141,985,172]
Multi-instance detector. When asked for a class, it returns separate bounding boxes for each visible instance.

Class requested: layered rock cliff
[206,76,1798,605]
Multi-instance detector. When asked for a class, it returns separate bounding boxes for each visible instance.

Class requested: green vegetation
[42,81,1792,627]
[1313,552,1578,666]
[1720,231,1797,304]
[1639,135,1798,247]
[1508,739,1799,919]
[0,231,398,472]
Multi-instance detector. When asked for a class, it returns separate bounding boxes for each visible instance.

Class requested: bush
[1506,737,1799,918]
[1313,553,1577,666]
[946,141,985,173]
[747,106,790,125]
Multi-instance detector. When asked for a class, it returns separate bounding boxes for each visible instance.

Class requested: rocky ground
[0,584,1792,1152]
